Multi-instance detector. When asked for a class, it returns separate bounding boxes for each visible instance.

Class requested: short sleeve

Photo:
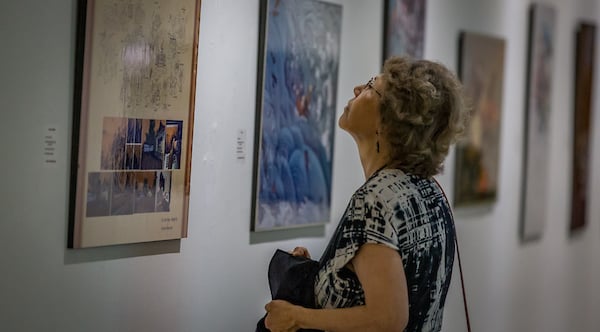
[330,189,400,271]
[362,194,400,250]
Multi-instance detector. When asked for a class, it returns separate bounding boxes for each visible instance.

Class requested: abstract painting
[571,22,596,232]
[383,0,427,60]
[521,4,556,241]
[252,0,342,231]
[454,32,506,207]
[69,0,201,248]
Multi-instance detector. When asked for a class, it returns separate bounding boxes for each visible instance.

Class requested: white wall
[1,0,599,331]
[428,1,600,331]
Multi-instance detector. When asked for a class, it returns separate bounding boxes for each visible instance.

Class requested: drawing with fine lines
[70,0,201,248]
[93,0,192,113]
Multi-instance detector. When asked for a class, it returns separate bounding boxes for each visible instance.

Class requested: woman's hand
[291,246,311,259]
[264,300,302,332]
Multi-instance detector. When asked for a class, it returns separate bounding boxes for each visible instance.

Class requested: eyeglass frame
[364,77,382,98]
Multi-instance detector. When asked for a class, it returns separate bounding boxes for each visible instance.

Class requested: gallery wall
[1,0,599,331]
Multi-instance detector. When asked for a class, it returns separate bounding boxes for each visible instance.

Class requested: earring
[376,130,380,153]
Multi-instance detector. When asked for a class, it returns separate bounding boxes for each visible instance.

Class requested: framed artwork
[383,0,427,61]
[68,0,201,248]
[521,4,556,241]
[252,0,342,231]
[571,22,596,232]
[454,32,506,207]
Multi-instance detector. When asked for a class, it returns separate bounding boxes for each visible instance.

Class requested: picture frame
[252,0,342,231]
[454,32,506,207]
[68,0,201,248]
[570,22,596,232]
[383,0,427,61]
[520,3,556,241]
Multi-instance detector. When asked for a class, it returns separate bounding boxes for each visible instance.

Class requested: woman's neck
[357,142,389,180]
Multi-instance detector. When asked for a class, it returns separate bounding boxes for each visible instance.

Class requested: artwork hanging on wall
[454,32,506,207]
[521,4,556,241]
[383,0,427,60]
[252,0,342,231]
[571,22,596,232]
[69,0,201,248]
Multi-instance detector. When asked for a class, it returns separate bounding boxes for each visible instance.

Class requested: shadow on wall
[64,240,181,264]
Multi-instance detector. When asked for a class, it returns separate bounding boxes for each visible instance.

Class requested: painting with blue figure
[253,0,342,231]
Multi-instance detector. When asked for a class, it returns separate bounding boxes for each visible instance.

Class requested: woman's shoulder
[363,168,432,191]
[354,169,439,206]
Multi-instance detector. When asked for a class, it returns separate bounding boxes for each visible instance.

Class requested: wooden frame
[69,0,201,248]
[570,22,596,232]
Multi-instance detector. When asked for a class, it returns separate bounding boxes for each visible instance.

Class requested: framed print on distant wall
[69,0,201,248]
[521,4,556,241]
[571,22,596,232]
[454,32,506,207]
[383,0,427,60]
[252,0,342,231]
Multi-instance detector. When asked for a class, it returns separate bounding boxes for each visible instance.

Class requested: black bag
[256,249,323,332]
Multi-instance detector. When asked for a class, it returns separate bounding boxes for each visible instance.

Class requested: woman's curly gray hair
[380,56,469,177]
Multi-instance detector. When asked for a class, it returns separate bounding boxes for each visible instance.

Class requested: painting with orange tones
[69,0,201,248]
[252,0,342,231]
[454,32,506,207]
[571,23,596,232]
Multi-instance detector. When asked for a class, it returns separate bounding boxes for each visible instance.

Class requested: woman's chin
[339,107,350,127]
[338,114,347,130]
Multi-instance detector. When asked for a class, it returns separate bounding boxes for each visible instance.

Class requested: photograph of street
[141,119,166,170]
[134,171,158,213]
[89,116,181,218]
[86,172,112,217]
[125,144,142,170]
[155,171,172,212]
[101,117,128,170]
[164,120,183,169]
[110,171,135,216]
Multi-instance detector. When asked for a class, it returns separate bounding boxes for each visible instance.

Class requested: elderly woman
[264,56,469,332]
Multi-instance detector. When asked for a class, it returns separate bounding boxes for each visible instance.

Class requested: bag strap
[433,178,472,332]
[453,221,472,332]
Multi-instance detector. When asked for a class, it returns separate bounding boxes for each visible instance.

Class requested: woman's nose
[353,85,362,97]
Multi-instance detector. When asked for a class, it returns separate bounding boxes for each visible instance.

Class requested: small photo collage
[86,117,183,218]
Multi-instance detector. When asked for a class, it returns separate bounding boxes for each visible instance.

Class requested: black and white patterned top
[314,169,455,332]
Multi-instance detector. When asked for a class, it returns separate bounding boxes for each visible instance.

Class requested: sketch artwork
[94,0,192,113]
[69,0,200,248]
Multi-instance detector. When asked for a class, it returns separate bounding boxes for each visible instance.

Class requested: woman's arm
[265,243,409,332]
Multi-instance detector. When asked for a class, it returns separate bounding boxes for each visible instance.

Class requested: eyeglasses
[364,77,382,98]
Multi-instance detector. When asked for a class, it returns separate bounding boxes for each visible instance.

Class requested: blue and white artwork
[253,0,342,231]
